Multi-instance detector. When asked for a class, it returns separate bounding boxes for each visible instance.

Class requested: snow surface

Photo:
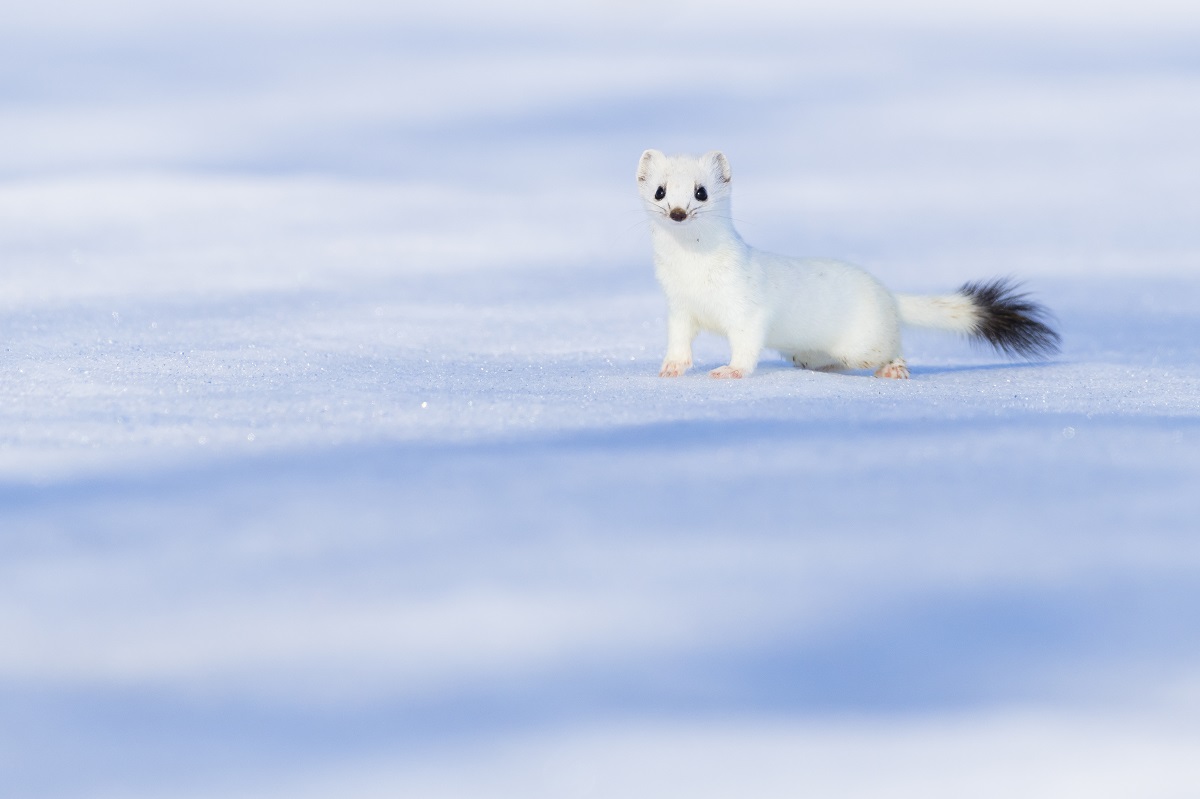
[3,3,1200,797]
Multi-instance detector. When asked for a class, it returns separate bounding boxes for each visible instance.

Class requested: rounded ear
[703,151,732,184]
[637,149,664,182]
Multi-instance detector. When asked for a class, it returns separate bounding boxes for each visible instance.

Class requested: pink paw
[874,360,910,379]
[710,366,746,379]
[659,360,691,377]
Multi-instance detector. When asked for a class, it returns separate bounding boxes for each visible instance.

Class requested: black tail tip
[959,278,1061,360]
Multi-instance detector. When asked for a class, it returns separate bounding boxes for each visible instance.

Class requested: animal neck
[651,213,744,259]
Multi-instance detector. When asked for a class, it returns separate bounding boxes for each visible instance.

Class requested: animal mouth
[669,208,688,222]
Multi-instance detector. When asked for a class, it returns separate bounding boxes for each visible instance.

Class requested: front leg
[659,309,697,378]
[711,323,765,379]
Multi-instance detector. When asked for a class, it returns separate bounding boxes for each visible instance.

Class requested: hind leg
[833,301,908,378]
[873,358,909,379]
[839,333,907,379]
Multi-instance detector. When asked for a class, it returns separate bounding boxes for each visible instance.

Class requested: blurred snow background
[2,1,1200,797]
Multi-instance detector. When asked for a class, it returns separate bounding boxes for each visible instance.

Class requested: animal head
[636,149,732,227]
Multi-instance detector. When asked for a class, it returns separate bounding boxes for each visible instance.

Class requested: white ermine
[638,149,1060,379]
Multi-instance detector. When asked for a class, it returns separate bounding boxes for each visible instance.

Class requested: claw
[874,359,910,379]
[659,360,690,377]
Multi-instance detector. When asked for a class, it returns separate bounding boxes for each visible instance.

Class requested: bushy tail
[895,278,1061,360]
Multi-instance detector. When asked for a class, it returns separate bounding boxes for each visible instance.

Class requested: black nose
[669,208,687,221]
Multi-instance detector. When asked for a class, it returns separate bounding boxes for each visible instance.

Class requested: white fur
[637,149,984,379]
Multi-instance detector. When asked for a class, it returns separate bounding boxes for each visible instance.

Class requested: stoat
[637,149,1060,379]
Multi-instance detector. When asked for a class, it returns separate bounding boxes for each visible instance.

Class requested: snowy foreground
[4,4,1200,798]
[5,193,1200,799]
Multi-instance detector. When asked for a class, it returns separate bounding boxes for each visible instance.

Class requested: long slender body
[637,149,1059,379]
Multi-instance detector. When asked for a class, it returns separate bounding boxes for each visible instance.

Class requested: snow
[3,4,1200,797]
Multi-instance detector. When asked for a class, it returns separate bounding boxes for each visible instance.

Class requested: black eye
[694,186,708,201]
[654,186,665,201]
